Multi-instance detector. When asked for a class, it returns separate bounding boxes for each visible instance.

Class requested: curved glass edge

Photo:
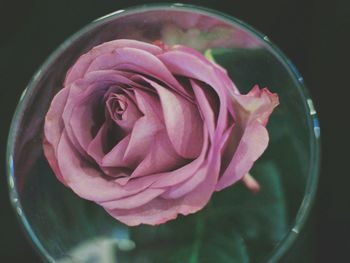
[6,3,321,263]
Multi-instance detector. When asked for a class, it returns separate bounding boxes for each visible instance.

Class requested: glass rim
[7,3,321,263]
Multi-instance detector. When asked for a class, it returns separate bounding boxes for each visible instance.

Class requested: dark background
[0,0,348,262]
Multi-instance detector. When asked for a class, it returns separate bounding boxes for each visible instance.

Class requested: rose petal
[69,90,105,151]
[62,82,106,156]
[139,76,203,159]
[65,39,163,85]
[99,133,132,167]
[151,127,209,188]
[216,86,279,190]
[43,138,66,185]
[130,131,185,178]
[86,122,109,163]
[110,89,164,166]
[56,131,151,202]
[43,88,70,185]
[44,88,69,152]
[105,91,143,132]
[158,49,233,141]
[231,85,279,126]
[161,125,231,199]
[216,121,269,190]
[191,79,217,140]
[100,188,165,210]
[106,143,221,226]
[64,70,141,154]
[161,162,209,199]
[85,47,191,98]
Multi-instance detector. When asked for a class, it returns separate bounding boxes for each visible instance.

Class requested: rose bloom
[43,39,279,226]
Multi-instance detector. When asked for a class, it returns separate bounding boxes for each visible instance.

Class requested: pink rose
[43,39,279,226]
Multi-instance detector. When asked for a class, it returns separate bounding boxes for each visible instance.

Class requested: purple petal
[151,127,209,188]
[56,131,150,202]
[191,79,216,140]
[85,47,191,98]
[100,188,164,210]
[161,162,209,199]
[111,89,163,167]
[44,88,69,153]
[231,85,280,126]
[69,89,104,152]
[157,49,233,141]
[43,88,69,184]
[139,76,203,159]
[216,121,269,190]
[216,85,279,190]
[161,124,231,199]
[100,134,132,167]
[105,91,143,133]
[65,39,163,85]
[64,70,139,154]
[130,131,185,178]
[106,146,221,226]
[86,122,109,163]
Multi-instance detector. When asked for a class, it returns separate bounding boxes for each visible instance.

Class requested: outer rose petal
[162,124,231,199]
[85,47,191,98]
[43,88,70,185]
[232,85,280,126]
[191,79,216,140]
[216,86,279,190]
[139,76,203,159]
[43,138,66,185]
[161,162,210,199]
[98,133,132,167]
[44,88,69,153]
[130,131,185,178]
[65,39,163,85]
[56,131,154,202]
[106,143,221,226]
[216,121,269,190]
[157,49,234,140]
[100,188,165,210]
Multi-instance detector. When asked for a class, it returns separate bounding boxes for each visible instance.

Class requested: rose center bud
[106,93,128,121]
[105,90,142,133]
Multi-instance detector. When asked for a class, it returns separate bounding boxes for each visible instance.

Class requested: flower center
[106,93,128,121]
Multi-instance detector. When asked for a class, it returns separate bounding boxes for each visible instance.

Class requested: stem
[189,213,205,263]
